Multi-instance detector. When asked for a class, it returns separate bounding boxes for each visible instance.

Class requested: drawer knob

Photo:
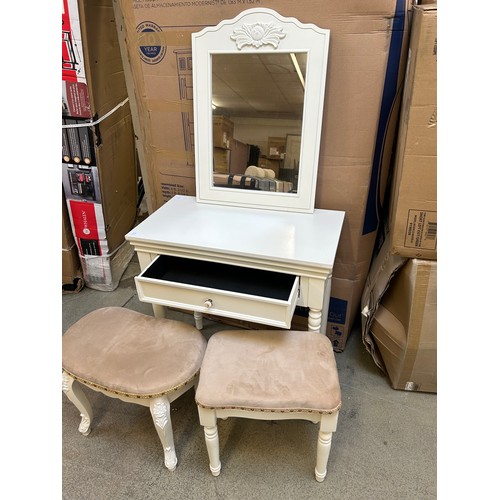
[204,299,213,308]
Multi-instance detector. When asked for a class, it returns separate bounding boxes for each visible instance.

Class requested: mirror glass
[211,53,305,194]
[192,8,330,213]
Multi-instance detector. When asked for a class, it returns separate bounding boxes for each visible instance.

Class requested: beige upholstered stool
[195,329,341,482]
[62,307,206,471]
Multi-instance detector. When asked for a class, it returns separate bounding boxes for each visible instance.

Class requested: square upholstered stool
[195,329,341,482]
[62,307,206,471]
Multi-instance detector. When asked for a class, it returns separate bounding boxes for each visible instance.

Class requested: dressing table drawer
[135,255,299,328]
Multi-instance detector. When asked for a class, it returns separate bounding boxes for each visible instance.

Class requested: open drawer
[135,255,299,328]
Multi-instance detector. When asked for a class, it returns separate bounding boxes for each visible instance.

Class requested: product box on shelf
[114,0,412,349]
[63,194,135,291]
[62,0,91,118]
[62,190,84,293]
[384,3,437,259]
[61,0,138,291]
[360,235,436,392]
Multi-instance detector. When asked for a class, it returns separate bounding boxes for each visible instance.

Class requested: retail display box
[62,0,91,118]
[385,3,437,259]
[114,0,412,349]
[63,193,135,291]
[62,190,84,293]
[62,0,138,291]
[360,236,437,393]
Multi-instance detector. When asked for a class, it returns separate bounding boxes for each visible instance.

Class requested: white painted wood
[127,196,344,271]
[150,397,177,471]
[126,196,344,333]
[62,371,93,436]
[192,8,330,213]
[193,311,204,330]
[197,405,339,481]
[62,371,197,470]
[135,266,299,329]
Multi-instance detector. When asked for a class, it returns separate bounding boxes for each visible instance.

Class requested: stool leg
[315,412,339,482]
[62,371,93,436]
[150,397,178,471]
[198,407,221,476]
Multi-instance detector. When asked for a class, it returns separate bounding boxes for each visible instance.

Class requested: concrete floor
[62,254,437,500]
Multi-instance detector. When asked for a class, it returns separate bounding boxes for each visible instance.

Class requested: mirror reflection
[211,53,306,194]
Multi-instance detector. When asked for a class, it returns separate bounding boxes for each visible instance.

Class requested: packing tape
[148,100,193,113]
[399,263,431,389]
[155,148,195,163]
[134,30,194,47]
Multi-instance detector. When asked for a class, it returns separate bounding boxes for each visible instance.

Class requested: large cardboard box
[360,235,437,393]
[114,0,412,348]
[385,3,437,259]
[62,0,138,291]
[62,191,84,293]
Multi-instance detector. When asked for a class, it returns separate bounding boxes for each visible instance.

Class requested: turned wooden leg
[193,311,204,330]
[150,397,177,471]
[62,371,93,436]
[315,430,332,482]
[308,308,322,332]
[198,407,221,476]
[152,304,166,319]
[314,412,339,482]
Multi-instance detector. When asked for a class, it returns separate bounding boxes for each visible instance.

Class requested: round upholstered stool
[62,307,207,471]
[195,329,341,482]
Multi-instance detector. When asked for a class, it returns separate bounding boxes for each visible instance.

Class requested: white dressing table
[127,9,345,333]
[126,195,344,333]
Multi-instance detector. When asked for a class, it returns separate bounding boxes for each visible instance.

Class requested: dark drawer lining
[141,255,296,301]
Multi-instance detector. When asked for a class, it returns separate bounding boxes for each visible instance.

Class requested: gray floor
[62,254,437,500]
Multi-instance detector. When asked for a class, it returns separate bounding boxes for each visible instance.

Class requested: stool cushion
[196,330,341,414]
[62,307,206,398]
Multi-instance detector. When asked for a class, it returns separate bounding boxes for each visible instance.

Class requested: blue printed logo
[137,21,166,65]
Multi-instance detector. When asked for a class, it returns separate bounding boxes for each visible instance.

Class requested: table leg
[308,308,322,332]
[194,311,204,330]
[152,304,166,318]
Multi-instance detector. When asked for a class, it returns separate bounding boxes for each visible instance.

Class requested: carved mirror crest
[192,8,330,213]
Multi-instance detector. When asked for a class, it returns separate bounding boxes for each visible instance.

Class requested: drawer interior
[141,255,296,300]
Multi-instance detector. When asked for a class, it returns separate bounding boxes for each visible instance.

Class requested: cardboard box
[62,0,138,291]
[385,3,437,259]
[360,234,436,393]
[62,191,84,293]
[213,116,234,149]
[64,197,135,291]
[213,147,230,174]
[268,137,286,159]
[114,0,412,348]
[229,139,250,175]
[62,0,91,118]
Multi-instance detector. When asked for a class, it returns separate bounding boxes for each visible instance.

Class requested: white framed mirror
[192,8,330,213]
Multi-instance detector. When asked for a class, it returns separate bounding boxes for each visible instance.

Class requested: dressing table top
[126,195,344,272]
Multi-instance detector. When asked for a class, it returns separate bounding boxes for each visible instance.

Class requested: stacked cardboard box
[361,4,437,392]
[113,0,412,350]
[62,189,84,294]
[62,0,138,291]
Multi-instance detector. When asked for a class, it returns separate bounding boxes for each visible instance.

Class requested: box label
[137,21,167,65]
[326,324,345,351]
[328,297,348,325]
[67,199,109,256]
[404,209,437,250]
